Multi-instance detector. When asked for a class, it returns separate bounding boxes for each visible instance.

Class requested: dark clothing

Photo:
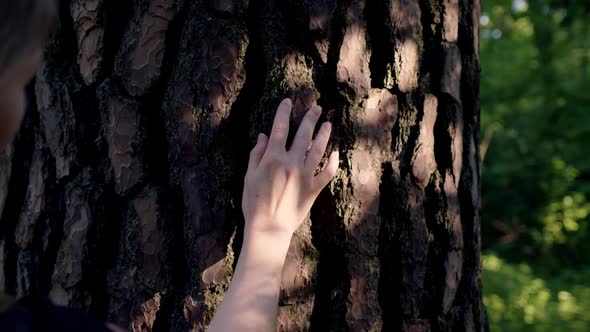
[0,295,110,332]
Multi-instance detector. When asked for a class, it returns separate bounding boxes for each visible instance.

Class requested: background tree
[479,0,590,331]
[0,0,484,331]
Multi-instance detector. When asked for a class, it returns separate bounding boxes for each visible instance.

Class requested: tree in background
[481,0,590,270]
[0,0,484,331]
[480,0,590,331]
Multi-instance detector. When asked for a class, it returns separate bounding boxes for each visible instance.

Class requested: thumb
[312,150,339,192]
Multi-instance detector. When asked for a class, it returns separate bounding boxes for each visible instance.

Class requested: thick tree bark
[0,0,485,331]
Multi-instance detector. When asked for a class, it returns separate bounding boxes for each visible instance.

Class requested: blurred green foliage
[480,0,590,330]
[483,253,590,331]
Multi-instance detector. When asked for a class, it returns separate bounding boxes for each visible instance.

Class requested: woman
[0,1,338,331]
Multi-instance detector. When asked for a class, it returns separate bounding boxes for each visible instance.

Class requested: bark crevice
[309,185,350,332]
[377,161,402,330]
[0,106,38,295]
[227,0,269,266]
[366,0,394,89]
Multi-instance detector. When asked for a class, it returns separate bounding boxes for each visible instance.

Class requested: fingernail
[257,133,264,143]
[325,122,332,130]
[314,106,322,115]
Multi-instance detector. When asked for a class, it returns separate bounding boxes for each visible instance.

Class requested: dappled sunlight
[337,21,370,95]
[394,40,419,93]
[483,253,590,331]
[541,193,590,245]
[387,0,421,93]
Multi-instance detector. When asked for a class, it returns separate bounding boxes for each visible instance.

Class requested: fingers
[290,105,322,157]
[248,133,269,170]
[313,150,339,192]
[268,98,292,152]
[304,122,332,173]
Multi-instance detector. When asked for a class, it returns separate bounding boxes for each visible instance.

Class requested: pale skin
[1,48,339,330]
[209,99,339,331]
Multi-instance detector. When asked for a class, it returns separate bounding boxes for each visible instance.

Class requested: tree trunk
[0,0,485,331]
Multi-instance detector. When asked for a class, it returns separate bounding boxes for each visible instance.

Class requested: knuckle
[274,155,298,172]
[310,146,322,157]
[273,129,288,137]
[264,154,283,168]
[308,148,322,162]
[284,164,300,177]
[274,123,289,134]
[284,161,299,172]
[287,149,305,163]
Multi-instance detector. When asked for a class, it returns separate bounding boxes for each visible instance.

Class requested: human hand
[242,98,339,238]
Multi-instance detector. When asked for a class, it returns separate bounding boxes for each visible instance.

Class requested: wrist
[243,226,292,248]
[241,225,292,264]
[243,217,295,244]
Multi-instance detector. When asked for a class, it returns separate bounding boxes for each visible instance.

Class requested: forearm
[208,227,291,332]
